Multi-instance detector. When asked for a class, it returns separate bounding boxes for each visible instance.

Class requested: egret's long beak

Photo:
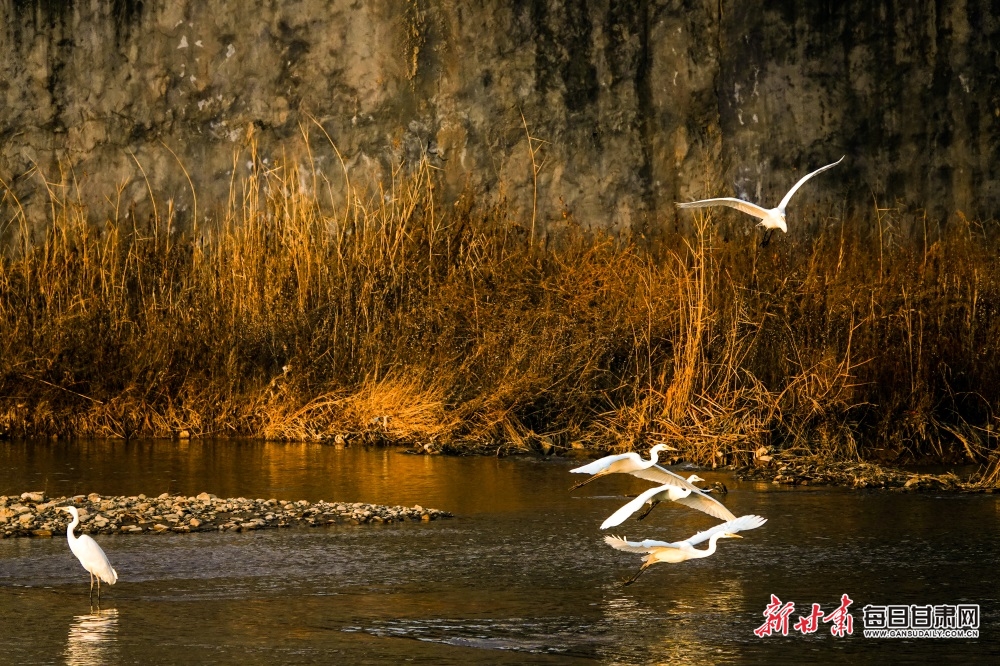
[724,533,743,539]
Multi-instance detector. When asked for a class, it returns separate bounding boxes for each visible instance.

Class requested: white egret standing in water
[60,506,118,601]
[605,514,767,585]
[676,156,844,244]
[600,476,737,528]
[569,444,676,490]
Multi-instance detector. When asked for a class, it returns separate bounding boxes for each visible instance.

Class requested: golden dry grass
[1,140,999,482]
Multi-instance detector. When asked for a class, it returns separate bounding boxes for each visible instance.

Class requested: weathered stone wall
[1,0,997,237]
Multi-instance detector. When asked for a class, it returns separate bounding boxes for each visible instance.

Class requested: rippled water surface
[1,441,997,664]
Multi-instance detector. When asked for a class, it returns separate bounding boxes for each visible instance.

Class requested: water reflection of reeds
[0,441,573,516]
[64,607,119,666]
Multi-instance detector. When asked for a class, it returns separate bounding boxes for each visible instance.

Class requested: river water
[0,441,996,664]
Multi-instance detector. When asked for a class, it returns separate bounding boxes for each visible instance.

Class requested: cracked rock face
[1,1,995,237]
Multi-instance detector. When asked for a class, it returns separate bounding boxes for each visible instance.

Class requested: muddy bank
[734,453,993,492]
[0,492,452,539]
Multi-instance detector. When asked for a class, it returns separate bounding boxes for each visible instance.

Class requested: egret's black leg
[636,500,660,521]
[89,573,94,601]
[624,564,649,587]
[569,473,605,491]
[761,229,774,247]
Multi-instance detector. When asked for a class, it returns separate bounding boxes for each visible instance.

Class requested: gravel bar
[735,453,991,491]
[0,491,453,538]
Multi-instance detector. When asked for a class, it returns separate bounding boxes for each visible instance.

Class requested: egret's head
[650,443,677,454]
[59,505,79,519]
[686,474,706,484]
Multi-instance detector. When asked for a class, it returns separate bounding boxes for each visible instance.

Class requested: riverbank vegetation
[1,144,998,484]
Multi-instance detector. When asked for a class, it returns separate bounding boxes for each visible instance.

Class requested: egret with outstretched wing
[605,514,767,585]
[569,444,676,490]
[676,156,844,241]
[600,476,737,528]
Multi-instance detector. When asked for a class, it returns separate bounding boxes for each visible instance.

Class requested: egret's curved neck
[65,513,79,542]
[646,447,663,466]
[691,532,725,559]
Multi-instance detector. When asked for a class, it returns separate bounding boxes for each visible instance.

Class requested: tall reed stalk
[1,144,998,481]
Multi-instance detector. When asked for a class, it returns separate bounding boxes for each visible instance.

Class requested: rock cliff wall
[1,0,997,236]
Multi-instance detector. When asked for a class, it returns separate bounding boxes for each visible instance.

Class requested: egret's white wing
[600,486,670,530]
[777,156,844,210]
[683,514,767,547]
[638,472,736,521]
[676,198,770,220]
[570,452,636,475]
[673,492,738,522]
[630,464,692,488]
[604,535,681,553]
[604,474,737,524]
[631,465,719,493]
[76,534,118,584]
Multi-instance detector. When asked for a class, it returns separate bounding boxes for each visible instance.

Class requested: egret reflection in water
[64,607,119,666]
[598,577,749,663]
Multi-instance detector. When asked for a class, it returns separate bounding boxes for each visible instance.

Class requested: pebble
[737,454,978,491]
[0,492,453,538]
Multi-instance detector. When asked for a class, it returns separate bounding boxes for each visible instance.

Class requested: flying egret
[60,506,118,601]
[569,444,676,490]
[676,156,844,244]
[605,514,767,585]
[600,476,737,528]
[585,456,723,501]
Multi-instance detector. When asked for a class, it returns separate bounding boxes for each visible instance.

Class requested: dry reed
[1,141,998,481]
